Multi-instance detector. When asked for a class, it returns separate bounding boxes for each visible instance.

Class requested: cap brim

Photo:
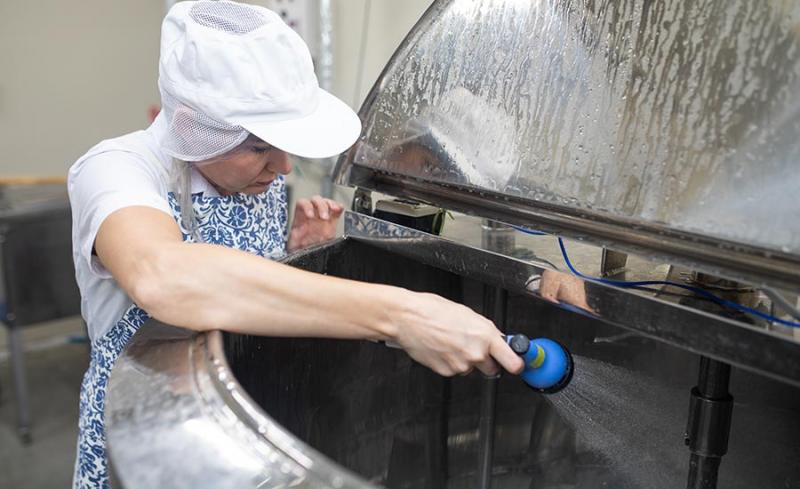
[234,89,361,159]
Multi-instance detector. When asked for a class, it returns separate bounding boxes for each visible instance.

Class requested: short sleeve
[68,151,173,278]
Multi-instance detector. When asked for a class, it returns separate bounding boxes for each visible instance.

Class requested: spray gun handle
[506,334,531,355]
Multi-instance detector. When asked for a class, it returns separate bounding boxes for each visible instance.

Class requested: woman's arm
[95,206,523,376]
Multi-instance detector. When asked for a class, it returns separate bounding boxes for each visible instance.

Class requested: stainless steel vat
[107,0,800,487]
[107,214,800,489]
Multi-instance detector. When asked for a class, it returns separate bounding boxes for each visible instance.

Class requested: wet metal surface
[341,213,800,388]
[225,233,800,488]
[336,0,800,290]
[106,321,369,489]
[107,214,800,488]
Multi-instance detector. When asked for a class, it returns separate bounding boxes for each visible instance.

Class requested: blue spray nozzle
[506,334,573,393]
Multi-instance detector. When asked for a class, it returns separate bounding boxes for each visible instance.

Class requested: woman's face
[196,135,292,196]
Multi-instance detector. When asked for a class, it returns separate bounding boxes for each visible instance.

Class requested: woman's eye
[251,146,271,154]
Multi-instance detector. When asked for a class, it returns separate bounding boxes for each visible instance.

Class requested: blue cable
[509,225,800,327]
[555,237,800,328]
[511,225,548,236]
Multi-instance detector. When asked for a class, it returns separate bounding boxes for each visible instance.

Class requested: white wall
[0,1,163,177]
[0,0,432,177]
[331,0,432,108]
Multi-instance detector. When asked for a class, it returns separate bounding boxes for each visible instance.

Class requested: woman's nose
[268,150,292,175]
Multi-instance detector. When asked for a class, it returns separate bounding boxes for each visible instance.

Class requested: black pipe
[477,374,498,489]
[425,376,449,489]
[685,356,734,489]
[477,286,507,489]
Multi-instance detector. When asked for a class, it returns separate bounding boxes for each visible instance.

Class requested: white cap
[158,0,361,161]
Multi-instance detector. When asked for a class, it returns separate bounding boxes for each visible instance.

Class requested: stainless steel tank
[106,1,800,488]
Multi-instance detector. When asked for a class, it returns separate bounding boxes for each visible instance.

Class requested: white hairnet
[159,1,265,162]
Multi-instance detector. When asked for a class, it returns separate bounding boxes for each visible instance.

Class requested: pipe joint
[684,386,733,458]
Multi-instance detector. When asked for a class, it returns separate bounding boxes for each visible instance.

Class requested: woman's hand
[288,196,344,252]
[536,270,593,312]
[389,290,525,377]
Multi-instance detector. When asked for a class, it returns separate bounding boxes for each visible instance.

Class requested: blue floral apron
[73,177,288,488]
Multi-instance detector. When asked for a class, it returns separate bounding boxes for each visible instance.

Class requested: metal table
[0,184,81,442]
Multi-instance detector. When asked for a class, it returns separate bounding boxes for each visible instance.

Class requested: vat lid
[334,0,800,291]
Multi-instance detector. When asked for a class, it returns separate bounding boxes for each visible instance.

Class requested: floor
[0,317,88,488]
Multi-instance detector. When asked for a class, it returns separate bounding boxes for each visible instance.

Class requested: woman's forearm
[134,241,402,340]
[96,207,523,377]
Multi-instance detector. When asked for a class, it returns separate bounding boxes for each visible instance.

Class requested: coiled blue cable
[511,225,800,328]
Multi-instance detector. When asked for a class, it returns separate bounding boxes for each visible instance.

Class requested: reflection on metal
[106,321,370,489]
[481,220,514,256]
[108,212,800,488]
[316,0,333,96]
[335,0,800,291]
[317,0,336,199]
[343,212,800,388]
[600,249,627,278]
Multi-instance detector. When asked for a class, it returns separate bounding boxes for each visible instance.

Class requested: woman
[68,2,523,487]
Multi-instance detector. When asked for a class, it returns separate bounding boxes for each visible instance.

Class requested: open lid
[335,0,800,291]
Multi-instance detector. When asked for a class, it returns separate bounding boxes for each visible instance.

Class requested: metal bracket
[600,248,628,278]
[352,187,373,215]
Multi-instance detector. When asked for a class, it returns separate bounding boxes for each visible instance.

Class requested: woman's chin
[241,183,272,195]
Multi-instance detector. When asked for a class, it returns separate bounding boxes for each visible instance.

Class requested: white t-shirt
[68,113,220,342]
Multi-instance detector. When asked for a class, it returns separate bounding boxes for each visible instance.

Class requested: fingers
[330,201,344,218]
[394,292,526,379]
[298,196,343,221]
[463,335,502,376]
[450,336,521,377]
[321,198,343,219]
[474,357,501,377]
[489,334,525,374]
[295,199,314,219]
[429,345,513,378]
[425,331,521,378]
[289,197,344,252]
[310,196,329,219]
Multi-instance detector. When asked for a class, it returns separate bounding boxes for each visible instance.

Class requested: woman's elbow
[126,272,168,321]
[125,246,219,331]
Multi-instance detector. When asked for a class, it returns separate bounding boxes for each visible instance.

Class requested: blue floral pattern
[73,177,287,488]
[168,177,289,256]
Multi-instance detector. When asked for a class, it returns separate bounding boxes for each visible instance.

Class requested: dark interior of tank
[224,240,800,489]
